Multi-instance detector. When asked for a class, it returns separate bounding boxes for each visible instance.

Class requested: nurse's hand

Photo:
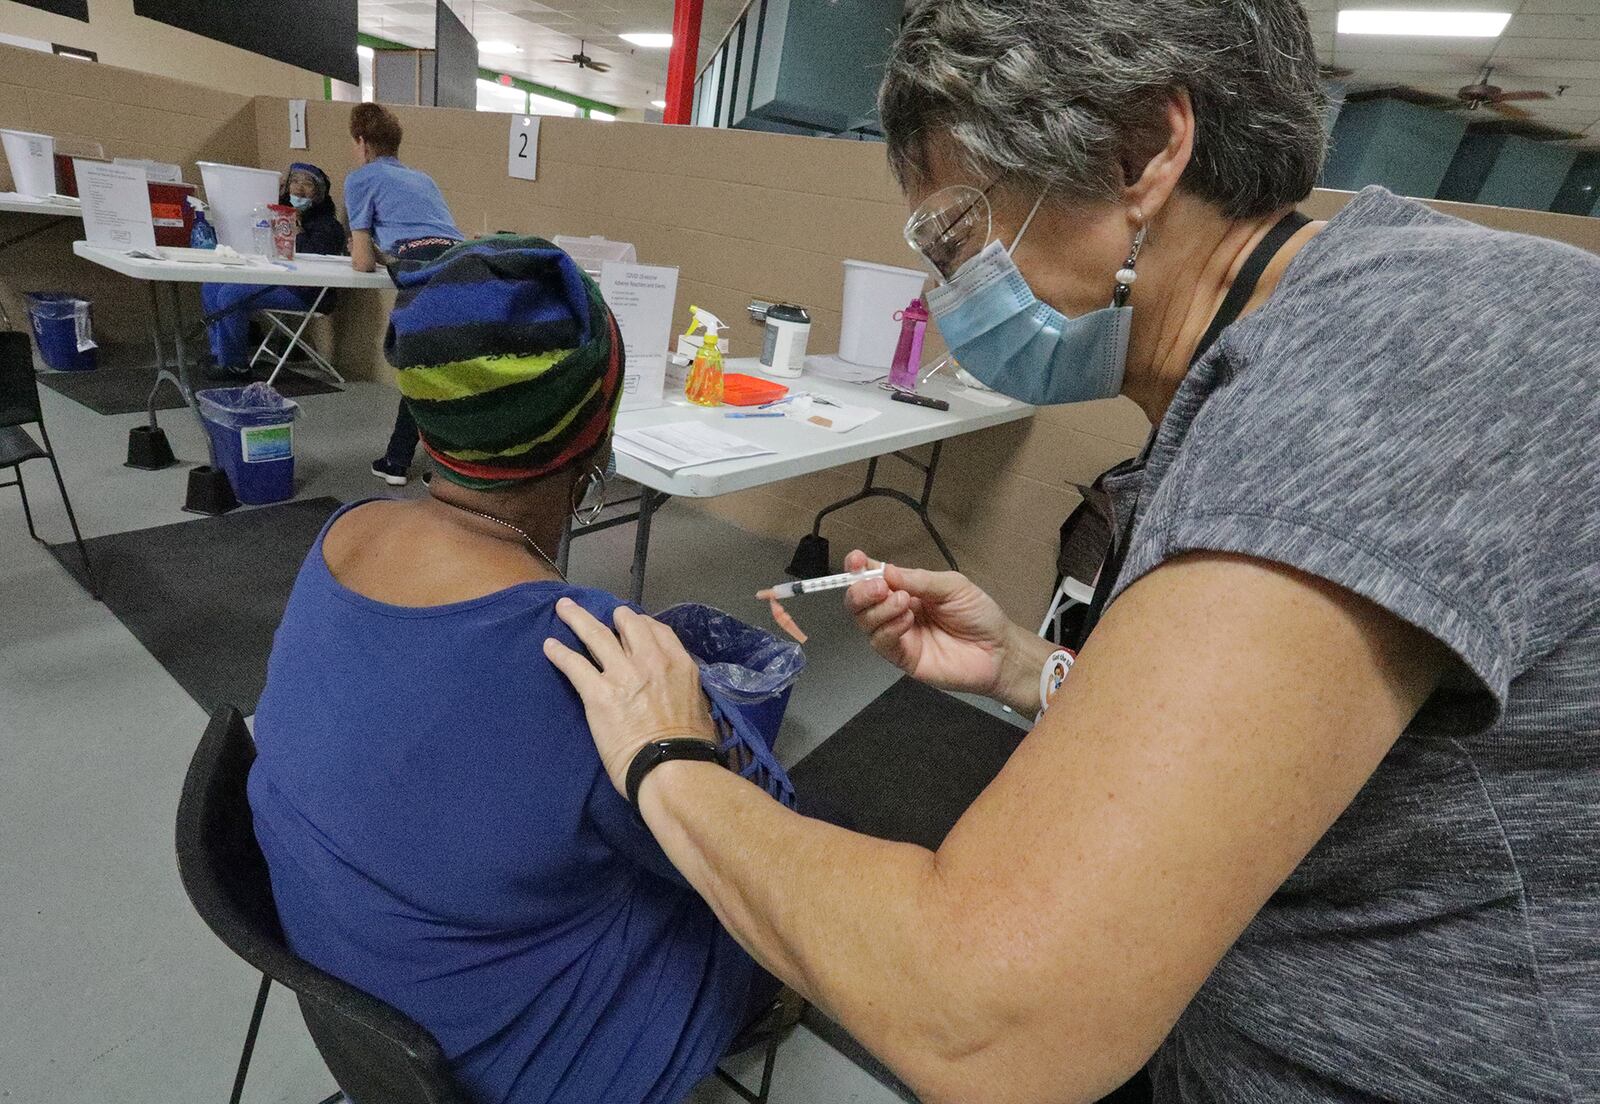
[842,549,1053,714]
[544,599,717,796]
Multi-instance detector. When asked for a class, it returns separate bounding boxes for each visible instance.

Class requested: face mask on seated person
[924,192,1146,407]
[289,194,314,210]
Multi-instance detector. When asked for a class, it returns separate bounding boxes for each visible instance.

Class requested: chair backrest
[176,707,470,1104]
[0,332,43,430]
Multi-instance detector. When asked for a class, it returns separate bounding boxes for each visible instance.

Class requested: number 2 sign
[508,115,540,181]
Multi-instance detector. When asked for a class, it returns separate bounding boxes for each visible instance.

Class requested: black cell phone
[891,391,951,412]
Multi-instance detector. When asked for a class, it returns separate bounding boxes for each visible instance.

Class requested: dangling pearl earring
[1113,222,1148,307]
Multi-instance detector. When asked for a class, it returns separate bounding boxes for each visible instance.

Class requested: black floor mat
[788,678,1028,1102]
[48,497,342,714]
[37,362,339,416]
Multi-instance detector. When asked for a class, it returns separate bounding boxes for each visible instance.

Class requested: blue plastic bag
[657,603,803,808]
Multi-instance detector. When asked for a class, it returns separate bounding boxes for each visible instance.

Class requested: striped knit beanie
[384,236,624,490]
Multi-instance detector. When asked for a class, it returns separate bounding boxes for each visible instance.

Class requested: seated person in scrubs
[248,237,790,1104]
[200,162,345,381]
[342,102,463,486]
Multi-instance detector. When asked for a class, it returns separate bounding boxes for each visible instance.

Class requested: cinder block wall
[0,45,260,339]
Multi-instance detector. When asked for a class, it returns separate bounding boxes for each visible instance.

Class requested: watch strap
[626,738,723,810]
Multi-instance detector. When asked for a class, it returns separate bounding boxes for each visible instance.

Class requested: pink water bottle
[888,296,929,391]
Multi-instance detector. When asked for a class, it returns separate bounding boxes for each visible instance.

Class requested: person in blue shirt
[200,162,345,381]
[343,102,464,484]
[249,237,794,1104]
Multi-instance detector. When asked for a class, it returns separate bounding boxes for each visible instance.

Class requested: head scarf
[384,235,624,490]
[284,162,330,205]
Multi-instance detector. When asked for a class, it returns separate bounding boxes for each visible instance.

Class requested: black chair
[1,330,98,599]
[176,706,791,1104]
[176,706,469,1104]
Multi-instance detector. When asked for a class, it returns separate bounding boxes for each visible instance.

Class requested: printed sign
[241,422,294,463]
[289,99,308,150]
[76,160,157,251]
[508,115,540,181]
[600,261,679,411]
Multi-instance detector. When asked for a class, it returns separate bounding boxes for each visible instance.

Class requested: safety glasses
[904,181,995,283]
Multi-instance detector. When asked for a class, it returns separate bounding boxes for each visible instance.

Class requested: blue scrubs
[343,156,461,252]
[200,283,320,368]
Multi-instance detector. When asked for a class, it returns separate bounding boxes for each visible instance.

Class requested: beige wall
[5,49,1600,623]
[251,96,919,386]
[0,0,326,99]
[0,44,259,339]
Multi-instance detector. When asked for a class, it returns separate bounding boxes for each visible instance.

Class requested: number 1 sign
[289,100,308,150]
[508,115,540,181]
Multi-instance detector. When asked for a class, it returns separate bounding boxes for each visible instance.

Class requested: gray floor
[0,373,918,1103]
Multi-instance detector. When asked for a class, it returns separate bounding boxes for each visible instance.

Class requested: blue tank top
[249,503,759,1104]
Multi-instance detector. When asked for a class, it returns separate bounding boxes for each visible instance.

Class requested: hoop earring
[570,463,607,526]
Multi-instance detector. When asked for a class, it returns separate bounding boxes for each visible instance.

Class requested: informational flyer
[599,261,680,412]
[76,160,156,251]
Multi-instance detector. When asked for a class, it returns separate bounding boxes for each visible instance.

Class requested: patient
[249,238,790,1104]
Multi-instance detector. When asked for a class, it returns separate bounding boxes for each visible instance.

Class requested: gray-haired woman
[544,2,1600,1101]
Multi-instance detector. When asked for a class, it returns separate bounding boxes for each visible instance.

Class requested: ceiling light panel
[1337,10,1513,37]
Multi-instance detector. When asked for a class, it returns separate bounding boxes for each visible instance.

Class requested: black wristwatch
[626,739,723,810]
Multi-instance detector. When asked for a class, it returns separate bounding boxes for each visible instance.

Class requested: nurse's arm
[563,553,1446,1104]
[350,229,378,273]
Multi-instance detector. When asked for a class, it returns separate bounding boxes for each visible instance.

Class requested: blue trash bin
[25,292,97,372]
[196,384,300,505]
[656,604,807,746]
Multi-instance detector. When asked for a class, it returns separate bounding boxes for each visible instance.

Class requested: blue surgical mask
[288,194,313,210]
[926,195,1145,406]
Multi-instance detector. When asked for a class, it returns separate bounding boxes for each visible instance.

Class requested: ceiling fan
[1452,66,1552,118]
[551,40,611,73]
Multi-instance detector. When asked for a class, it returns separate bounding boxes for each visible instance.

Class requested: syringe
[759,566,886,600]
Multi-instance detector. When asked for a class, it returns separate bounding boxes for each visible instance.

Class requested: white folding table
[71,241,391,432]
[568,357,1034,603]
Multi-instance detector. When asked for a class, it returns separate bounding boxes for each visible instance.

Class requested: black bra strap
[1191,209,1310,367]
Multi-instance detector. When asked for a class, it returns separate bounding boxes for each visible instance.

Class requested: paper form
[613,421,775,472]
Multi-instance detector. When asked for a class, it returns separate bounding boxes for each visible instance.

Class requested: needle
[757,566,886,600]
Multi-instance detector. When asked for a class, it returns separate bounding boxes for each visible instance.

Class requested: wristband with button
[1038,648,1076,718]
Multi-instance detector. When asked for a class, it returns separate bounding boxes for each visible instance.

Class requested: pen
[725,411,787,419]
[760,566,886,599]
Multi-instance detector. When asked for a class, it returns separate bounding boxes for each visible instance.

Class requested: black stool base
[126,425,178,470]
[183,465,239,515]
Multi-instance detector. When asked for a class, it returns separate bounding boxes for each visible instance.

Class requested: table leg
[145,283,194,429]
[801,444,959,571]
[557,514,573,577]
[0,216,68,255]
[630,489,665,607]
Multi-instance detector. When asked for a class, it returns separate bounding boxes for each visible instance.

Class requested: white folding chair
[1038,574,1097,641]
[254,288,343,387]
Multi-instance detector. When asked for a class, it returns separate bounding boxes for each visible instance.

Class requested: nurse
[546,2,1600,1102]
[343,102,464,485]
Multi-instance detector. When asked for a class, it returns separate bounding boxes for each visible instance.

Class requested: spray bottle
[671,305,727,391]
[187,196,217,250]
[686,328,726,407]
